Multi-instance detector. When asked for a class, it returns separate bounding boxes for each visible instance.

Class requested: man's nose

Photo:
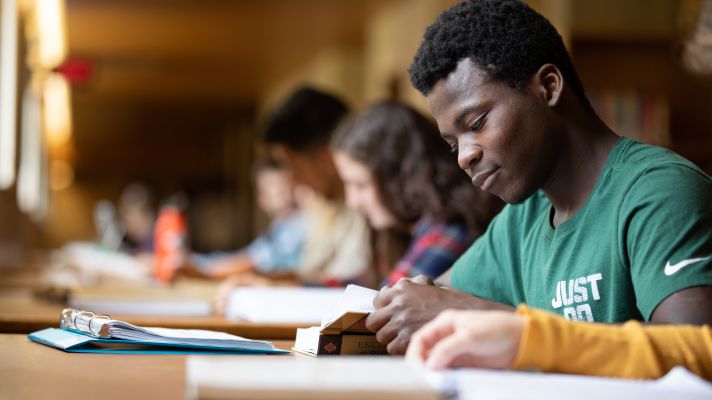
[457,140,483,172]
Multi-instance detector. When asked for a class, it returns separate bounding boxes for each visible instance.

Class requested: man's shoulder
[613,138,710,181]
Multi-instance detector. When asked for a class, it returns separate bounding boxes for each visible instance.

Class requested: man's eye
[468,113,487,131]
[449,143,459,153]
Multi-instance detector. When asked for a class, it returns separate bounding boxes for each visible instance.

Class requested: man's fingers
[372,313,400,346]
[372,285,396,308]
[386,331,411,355]
[365,302,396,333]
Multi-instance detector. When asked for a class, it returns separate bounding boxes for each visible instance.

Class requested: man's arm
[650,285,712,324]
[365,275,514,355]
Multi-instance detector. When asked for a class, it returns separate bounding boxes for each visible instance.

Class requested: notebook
[27,308,287,355]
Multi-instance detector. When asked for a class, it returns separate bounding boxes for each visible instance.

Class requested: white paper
[454,367,712,400]
[225,287,344,324]
[654,366,712,395]
[320,284,378,328]
[59,241,149,281]
[186,356,438,399]
[293,326,322,355]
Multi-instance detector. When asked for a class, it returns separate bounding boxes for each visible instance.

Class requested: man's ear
[533,63,564,107]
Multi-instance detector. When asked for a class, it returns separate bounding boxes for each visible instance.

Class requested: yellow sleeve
[510,305,712,380]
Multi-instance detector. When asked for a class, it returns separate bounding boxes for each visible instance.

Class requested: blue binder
[29,328,289,355]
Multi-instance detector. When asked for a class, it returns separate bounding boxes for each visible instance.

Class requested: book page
[320,284,378,328]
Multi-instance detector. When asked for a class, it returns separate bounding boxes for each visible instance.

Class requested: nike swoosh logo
[664,256,710,276]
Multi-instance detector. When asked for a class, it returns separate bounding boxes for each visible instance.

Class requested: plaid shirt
[382,218,472,287]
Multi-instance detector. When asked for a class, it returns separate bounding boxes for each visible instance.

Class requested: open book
[293,284,387,356]
[27,308,287,354]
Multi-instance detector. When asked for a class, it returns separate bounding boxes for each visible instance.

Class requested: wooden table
[0,334,294,400]
[0,287,306,339]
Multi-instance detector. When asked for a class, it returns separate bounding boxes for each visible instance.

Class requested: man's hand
[365,275,514,354]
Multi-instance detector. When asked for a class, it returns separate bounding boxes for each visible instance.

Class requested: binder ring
[88,313,111,336]
[75,310,95,334]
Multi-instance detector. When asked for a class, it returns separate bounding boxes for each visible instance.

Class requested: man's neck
[544,115,619,228]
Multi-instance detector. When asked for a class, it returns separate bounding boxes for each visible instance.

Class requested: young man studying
[366,0,712,355]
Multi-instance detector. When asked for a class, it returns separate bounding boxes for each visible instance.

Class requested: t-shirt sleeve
[451,204,522,307]
[622,163,712,320]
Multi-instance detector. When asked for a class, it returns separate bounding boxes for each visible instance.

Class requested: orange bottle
[153,205,187,284]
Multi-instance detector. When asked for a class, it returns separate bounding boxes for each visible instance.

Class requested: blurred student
[331,102,501,286]
[406,307,712,381]
[218,87,372,298]
[192,159,307,279]
[118,183,156,254]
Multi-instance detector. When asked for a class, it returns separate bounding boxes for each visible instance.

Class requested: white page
[455,368,712,400]
[187,356,439,399]
[293,326,321,354]
[225,287,344,324]
[654,366,712,395]
[320,284,378,328]
[137,327,250,341]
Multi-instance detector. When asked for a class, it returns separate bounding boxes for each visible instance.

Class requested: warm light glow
[0,0,19,190]
[43,72,72,148]
[17,82,48,221]
[35,0,67,68]
[49,159,73,191]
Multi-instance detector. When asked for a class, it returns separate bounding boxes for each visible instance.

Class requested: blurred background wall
[1,0,710,266]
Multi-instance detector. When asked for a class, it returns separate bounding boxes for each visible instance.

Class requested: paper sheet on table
[225,287,345,324]
[186,356,439,400]
[454,366,712,400]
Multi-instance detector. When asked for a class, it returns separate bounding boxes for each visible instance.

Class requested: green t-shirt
[451,137,712,322]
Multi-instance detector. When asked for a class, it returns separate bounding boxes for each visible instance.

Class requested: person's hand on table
[365,275,514,354]
[406,309,525,370]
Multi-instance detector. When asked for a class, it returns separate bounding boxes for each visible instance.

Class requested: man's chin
[496,189,533,205]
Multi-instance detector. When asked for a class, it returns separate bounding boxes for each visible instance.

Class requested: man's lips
[471,167,498,190]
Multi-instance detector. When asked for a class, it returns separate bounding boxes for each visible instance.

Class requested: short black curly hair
[262,87,349,151]
[409,0,592,111]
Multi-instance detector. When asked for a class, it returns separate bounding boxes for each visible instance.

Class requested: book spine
[316,334,388,356]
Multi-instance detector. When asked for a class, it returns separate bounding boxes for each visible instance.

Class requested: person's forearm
[512,306,712,380]
[208,256,255,279]
[441,287,515,312]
